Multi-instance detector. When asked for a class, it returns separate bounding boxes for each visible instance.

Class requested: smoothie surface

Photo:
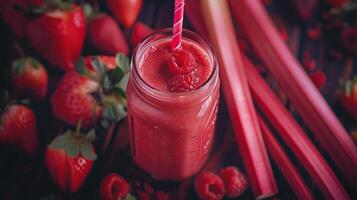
[138,39,213,92]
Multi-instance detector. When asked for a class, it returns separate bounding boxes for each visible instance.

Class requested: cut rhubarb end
[259,117,315,200]
[200,0,277,198]
[243,55,349,200]
[230,0,357,190]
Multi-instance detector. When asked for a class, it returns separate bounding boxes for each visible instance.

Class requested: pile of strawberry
[0,0,156,199]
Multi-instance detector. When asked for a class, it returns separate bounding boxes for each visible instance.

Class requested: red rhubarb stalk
[185,0,207,38]
[229,0,357,189]
[259,117,314,200]
[242,55,349,199]
[200,0,277,198]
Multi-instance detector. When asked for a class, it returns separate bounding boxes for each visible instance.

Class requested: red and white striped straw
[171,0,185,50]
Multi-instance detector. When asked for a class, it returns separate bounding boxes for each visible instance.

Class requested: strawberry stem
[14,42,25,57]
[75,119,82,138]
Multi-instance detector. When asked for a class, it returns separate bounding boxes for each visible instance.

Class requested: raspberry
[167,49,197,75]
[218,166,248,198]
[194,171,225,200]
[303,59,316,71]
[307,25,321,40]
[100,173,130,200]
[309,71,326,90]
[341,27,357,55]
[168,73,199,93]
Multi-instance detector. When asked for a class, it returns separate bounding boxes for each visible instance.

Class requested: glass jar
[127,29,220,180]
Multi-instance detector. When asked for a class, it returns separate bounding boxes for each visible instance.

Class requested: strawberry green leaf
[109,67,124,85]
[86,129,96,141]
[113,103,127,121]
[338,1,357,27]
[31,6,48,15]
[76,58,89,76]
[118,73,130,93]
[80,142,97,161]
[49,131,72,149]
[112,87,126,98]
[103,101,127,122]
[103,75,113,92]
[125,194,136,200]
[345,80,353,97]
[115,54,130,73]
[66,142,80,158]
[12,58,27,74]
[26,57,41,69]
[91,59,106,79]
[82,3,93,19]
[100,120,110,128]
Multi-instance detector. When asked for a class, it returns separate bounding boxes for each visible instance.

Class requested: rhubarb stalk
[185,0,207,38]
[229,0,357,189]
[200,0,277,198]
[243,55,349,199]
[259,117,315,200]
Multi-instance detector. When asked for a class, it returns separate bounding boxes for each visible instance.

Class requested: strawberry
[11,57,48,101]
[340,77,357,120]
[84,55,117,71]
[106,0,142,28]
[100,173,130,200]
[341,27,357,56]
[0,93,38,155]
[45,125,97,193]
[0,0,28,39]
[87,13,129,56]
[130,22,153,47]
[51,54,130,128]
[324,0,349,8]
[26,2,86,71]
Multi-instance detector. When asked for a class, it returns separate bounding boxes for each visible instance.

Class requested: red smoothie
[138,39,212,92]
[127,29,220,180]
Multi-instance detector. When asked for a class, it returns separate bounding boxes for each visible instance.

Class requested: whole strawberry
[26,2,86,71]
[340,78,357,120]
[45,125,97,193]
[130,22,153,47]
[0,0,28,39]
[106,0,142,28]
[87,13,128,56]
[100,173,130,200]
[0,93,38,155]
[12,57,48,101]
[51,54,130,128]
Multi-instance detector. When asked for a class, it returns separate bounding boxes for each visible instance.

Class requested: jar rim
[131,28,219,102]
